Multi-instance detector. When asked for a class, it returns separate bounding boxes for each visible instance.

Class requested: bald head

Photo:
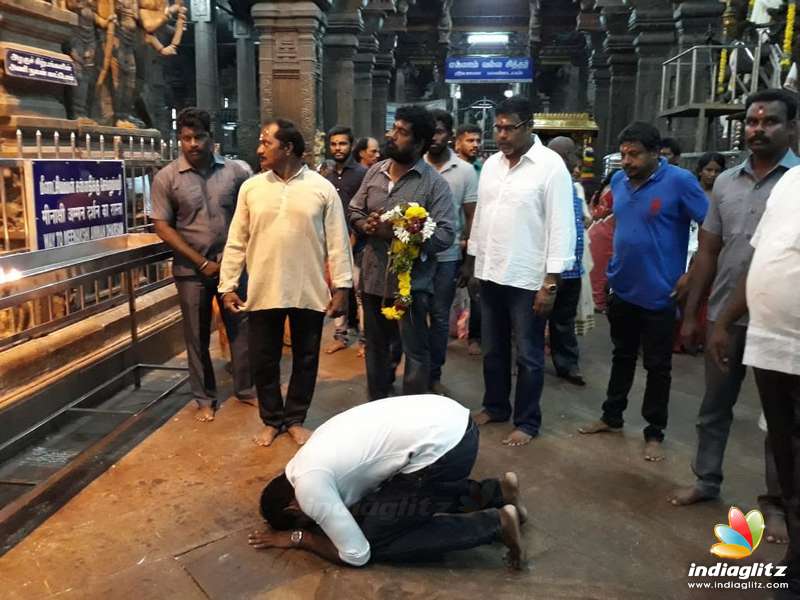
[547,136,578,171]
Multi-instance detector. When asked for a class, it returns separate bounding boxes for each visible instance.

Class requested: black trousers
[755,368,800,585]
[248,308,324,428]
[601,294,676,441]
[352,419,506,563]
[548,277,582,376]
[363,292,428,400]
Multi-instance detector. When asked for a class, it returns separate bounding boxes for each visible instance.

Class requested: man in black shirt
[324,126,368,354]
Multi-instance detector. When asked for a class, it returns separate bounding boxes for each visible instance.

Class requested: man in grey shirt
[350,105,456,400]
[151,107,254,422]
[669,90,799,543]
[424,109,478,394]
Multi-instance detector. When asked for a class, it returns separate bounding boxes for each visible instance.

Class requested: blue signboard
[31,160,127,250]
[445,56,533,83]
[4,48,77,87]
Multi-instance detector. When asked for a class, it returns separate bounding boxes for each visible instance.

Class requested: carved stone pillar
[670,0,724,151]
[354,37,376,139]
[373,34,396,137]
[627,0,676,122]
[580,3,613,157]
[674,0,723,50]
[600,1,637,150]
[323,1,364,131]
[252,1,328,161]
[235,20,259,167]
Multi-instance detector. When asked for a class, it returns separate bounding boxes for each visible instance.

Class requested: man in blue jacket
[579,122,708,462]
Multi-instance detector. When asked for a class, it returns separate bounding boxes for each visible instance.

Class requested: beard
[384,141,415,164]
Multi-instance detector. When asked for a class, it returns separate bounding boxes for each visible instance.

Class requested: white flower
[395,227,411,244]
[380,206,403,222]
[421,218,437,241]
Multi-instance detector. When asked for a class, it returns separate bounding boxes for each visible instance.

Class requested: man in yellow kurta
[219,119,353,447]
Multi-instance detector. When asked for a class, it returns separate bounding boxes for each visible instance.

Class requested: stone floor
[0,319,787,599]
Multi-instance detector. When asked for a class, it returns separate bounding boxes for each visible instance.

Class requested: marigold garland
[782,1,797,69]
[379,202,437,320]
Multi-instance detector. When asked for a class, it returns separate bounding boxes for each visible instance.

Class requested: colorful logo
[710,507,765,559]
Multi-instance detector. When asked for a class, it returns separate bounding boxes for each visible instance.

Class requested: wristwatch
[290,530,303,546]
[544,282,558,293]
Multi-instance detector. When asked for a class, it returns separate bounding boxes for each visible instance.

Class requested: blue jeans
[480,280,546,437]
[429,259,460,384]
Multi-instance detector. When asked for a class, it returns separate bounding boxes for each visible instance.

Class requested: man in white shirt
[219,119,353,447]
[463,96,576,447]
[709,164,800,597]
[249,395,527,568]
[425,109,479,394]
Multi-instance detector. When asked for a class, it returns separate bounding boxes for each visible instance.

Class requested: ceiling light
[467,32,509,46]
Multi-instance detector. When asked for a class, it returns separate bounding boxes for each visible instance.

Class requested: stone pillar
[323,1,365,131]
[671,0,724,151]
[372,33,396,137]
[674,0,723,50]
[600,1,637,149]
[353,9,380,138]
[194,3,220,115]
[235,20,259,167]
[628,1,675,123]
[252,1,329,163]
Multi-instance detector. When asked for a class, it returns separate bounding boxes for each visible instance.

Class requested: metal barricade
[0,235,173,349]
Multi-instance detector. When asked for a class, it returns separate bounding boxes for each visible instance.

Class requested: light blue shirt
[426,151,479,262]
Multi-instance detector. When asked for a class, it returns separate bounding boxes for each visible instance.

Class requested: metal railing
[660,43,783,113]
[0,129,176,255]
[0,236,173,350]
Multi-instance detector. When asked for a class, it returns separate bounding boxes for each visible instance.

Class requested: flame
[0,268,22,284]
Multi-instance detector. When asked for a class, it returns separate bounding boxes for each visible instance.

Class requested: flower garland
[782,1,797,69]
[379,202,437,320]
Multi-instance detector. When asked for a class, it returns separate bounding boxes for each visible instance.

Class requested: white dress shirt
[218,165,353,311]
[285,395,469,566]
[468,136,576,290]
[743,165,800,376]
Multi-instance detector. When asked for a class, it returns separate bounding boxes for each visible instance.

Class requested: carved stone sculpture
[68,0,186,127]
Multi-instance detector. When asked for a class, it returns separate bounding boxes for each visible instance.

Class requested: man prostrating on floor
[249,395,528,568]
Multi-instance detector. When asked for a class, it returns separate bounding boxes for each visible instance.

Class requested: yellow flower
[398,271,411,284]
[381,307,404,320]
[405,205,428,219]
[408,246,420,259]
[391,239,405,254]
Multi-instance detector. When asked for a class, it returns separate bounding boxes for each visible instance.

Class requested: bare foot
[253,425,280,447]
[668,486,717,506]
[195,406,215,422]
[765,510,789,544]
[288,424,313,446]
[644,440,665,462]
[324,339,348,354]
[468,340,481,356]
[473,410,504,426]
[578,420,622,434]
[500,472,528,524]
[502,429,534,447]
[498,505,525,570]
